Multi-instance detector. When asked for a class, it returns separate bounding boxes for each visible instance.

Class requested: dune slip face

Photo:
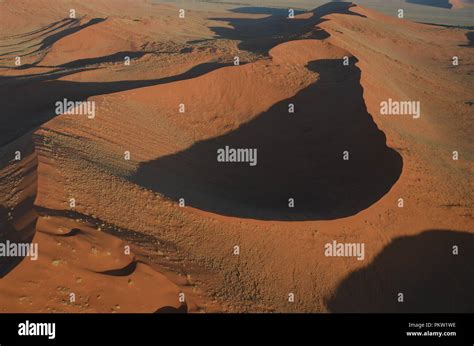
[0,0,472,316]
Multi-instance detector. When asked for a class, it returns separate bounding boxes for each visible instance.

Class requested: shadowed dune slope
[0,138,38,277]
[132,54,402,220]
[0,61,234,146]
[407,0,454,9]
[326,230,474,312]
[209,2,366,55]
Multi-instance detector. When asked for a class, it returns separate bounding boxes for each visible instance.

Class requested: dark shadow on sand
[406,0,453,9]
[0,202,37,278]
[55,51,147,69]
[96,260,138,276]
[326,230,474,312]
[208,2,365,55]
[0,61,233,146]
[1,18,73,40]
[16,18,107,65]
[460,31,474,47]
[0,18,107,70]
[155,304,188,313]
[0,18,76,49]
[0,139,37,277]
[131,57,403,221]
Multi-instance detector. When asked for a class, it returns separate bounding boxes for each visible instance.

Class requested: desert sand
[0,0,472,312]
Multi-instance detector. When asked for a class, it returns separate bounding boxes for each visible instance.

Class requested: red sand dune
[0,0,472,312]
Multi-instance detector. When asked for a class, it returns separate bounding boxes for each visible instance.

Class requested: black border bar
[0,313,473,345]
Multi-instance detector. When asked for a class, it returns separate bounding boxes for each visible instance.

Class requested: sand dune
[128,40,402,220]
[0,130,207,312]
[0,214,191,312]
[0,0,472,313]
